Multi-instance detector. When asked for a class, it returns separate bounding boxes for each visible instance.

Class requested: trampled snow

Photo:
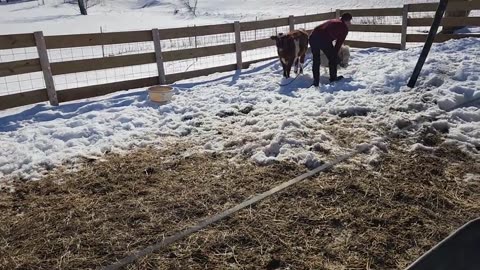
[1,38,479,181]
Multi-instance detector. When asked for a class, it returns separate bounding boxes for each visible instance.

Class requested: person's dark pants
[309,33,338,86]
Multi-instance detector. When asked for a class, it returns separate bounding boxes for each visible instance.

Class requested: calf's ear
[270,36,277,40]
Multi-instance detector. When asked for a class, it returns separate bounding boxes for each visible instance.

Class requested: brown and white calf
[270,29,309,78]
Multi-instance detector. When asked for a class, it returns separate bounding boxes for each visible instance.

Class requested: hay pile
[1,141,479,269]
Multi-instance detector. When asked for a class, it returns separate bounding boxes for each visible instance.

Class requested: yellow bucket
[148,85,173,104]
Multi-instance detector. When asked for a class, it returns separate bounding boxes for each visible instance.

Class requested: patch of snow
[0,38,479,181]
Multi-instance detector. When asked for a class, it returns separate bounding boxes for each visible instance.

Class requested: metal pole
[407,0,449,88]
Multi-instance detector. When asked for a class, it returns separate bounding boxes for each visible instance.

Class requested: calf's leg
[286,61,293,78]
[299,54,306,74]
[294,57,299,74]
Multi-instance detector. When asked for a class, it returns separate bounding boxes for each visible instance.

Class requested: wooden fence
[1,1,479,110]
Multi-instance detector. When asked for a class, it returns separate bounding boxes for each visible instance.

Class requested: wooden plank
[234,21,242,70]
[242,38,274,51]
[45,31,153,49]
[406,33,480,43]
[165,57,277,84]
[294,12,336,24]
[289,15,295,32]
[0,59,41,77]
[0,33,36,50]
[166,64,236,83]
[401,4,409,50]
[408,3,438,12]
[45,24,235,49]
[445,17,480,27]
[408,17,480,27]
[162,44,236,62]
[409,2,480,12]
[51,43,237,76]
[241,18,290,31]
[57,76,159,103]
[34,31,58,106]
[242,56,277,67]
[0,89,49,110]
[51,53,156,75]
[345,40,402,50]
[340,7,403,17]
[52,56,278,104]
[446,1,480,11]
[349,24,402,33]
[152,28,166,85]
[158,23,235,40]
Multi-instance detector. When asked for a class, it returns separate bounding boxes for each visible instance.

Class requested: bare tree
[78,0,88,15]
[183,0,198,16]
[192,0,198,16]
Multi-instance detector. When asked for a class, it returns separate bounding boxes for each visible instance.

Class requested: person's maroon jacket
[311,19,349,53]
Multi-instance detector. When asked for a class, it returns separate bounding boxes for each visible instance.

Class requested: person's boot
[329,76,344,83]
[312,53,320,87]
[328,62,339,83]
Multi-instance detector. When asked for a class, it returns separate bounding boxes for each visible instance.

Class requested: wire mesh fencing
[48,40,158,91]
[162,31,237,75]
[0,47,45,96]
[241,25,289,63]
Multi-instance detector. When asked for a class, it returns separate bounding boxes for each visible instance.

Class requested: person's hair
[341,13,353,22]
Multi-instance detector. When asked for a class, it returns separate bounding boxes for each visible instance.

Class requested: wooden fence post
[289,15,295,32]
[234,21,242,70]
[34,31,58,106]
[152,28,166,85]
[401,4,409,50]
[336,9,341,18]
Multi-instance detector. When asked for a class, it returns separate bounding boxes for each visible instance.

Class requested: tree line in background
[78,0,87,15]
[4,0,470,30]
[73,0,199,16]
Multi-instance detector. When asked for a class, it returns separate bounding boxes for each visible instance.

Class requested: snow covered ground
[1,37,479,181]
[0,0,436,35]
[1,0,415,96]
[2,0,477,97]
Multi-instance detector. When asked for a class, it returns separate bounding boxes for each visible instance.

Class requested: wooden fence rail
[0,59,41,77]
[0,1,479,110]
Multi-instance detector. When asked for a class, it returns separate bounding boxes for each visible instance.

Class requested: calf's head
[270,33,293,54]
